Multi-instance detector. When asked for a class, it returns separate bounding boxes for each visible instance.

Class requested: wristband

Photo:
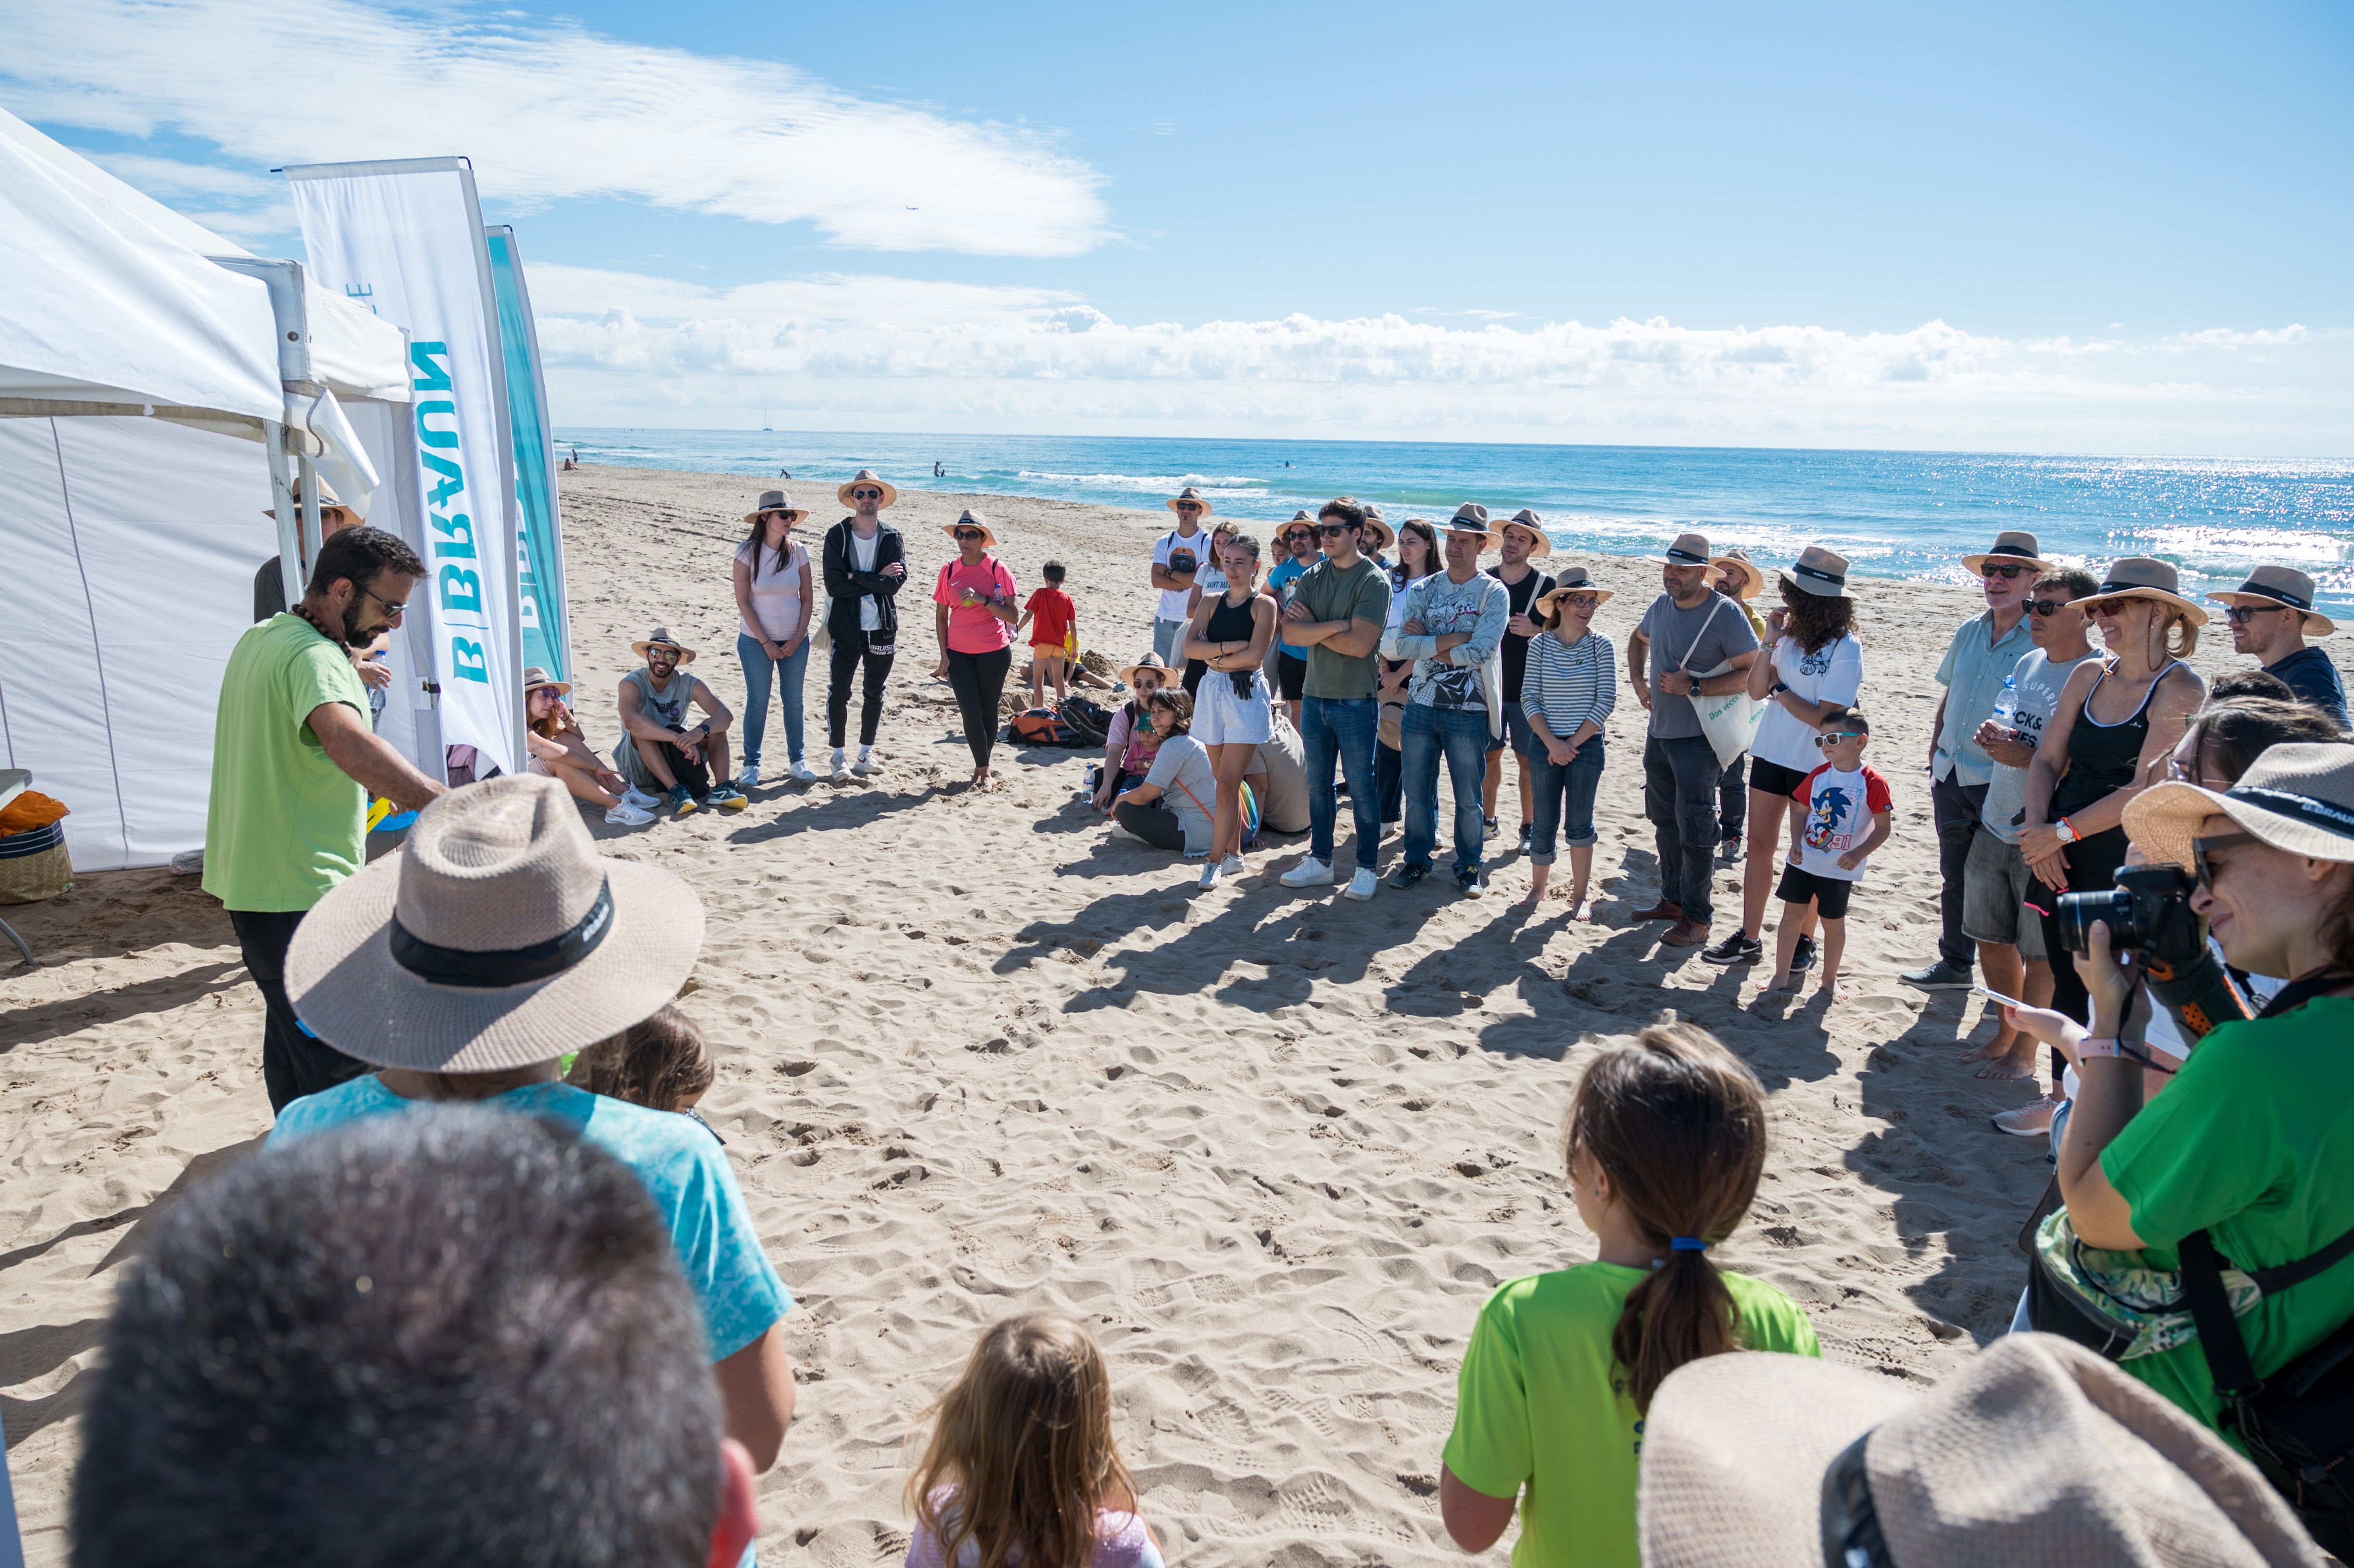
[2077,1036,2126,1061]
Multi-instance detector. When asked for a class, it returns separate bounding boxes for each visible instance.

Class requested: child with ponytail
[1439,1022,1819,1567]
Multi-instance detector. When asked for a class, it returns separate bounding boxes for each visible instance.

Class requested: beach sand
[0,465,2287,1564]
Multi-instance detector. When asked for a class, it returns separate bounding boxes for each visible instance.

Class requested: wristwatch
[2055,819,2080,845]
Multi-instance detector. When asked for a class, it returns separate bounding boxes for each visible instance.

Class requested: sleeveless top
[1206,590,1259,651]
[623,668,695,730]
[734,539,808,640]
[2051,661,2167,820]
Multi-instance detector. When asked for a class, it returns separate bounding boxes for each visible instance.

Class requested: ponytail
[1608,1240,1742,1412]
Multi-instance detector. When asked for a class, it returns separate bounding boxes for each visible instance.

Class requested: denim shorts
[1493,701,1537,756]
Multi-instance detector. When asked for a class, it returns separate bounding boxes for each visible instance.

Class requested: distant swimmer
[780,468,791,479]
[934,461,945,478]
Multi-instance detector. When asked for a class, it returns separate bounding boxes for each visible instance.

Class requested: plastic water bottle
[1991,673,2019,731]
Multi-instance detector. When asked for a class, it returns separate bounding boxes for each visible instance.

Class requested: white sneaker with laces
[830,754,852,782]
[1198,860,1222,890]
[1279,856,1335,888]
[738,763,761,789]
[604,800,656,827]
[788,760,819,783]
[1342,868,1379,901]
[1219,854,1245,876]
[621,787,662,812]
[852,749,882,776]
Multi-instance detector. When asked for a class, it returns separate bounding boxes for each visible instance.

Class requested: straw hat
[285,776,706,1074]
[1117,651,1173,690]
[742,489,806,527]
[1640,1334,2325,1568]
[261,476,348,521]
[1708,547,1764,600]
[1359,512,1396,555]
[2075,557,2209,626]
[1961,530,2051,576]
[1779,545,1854,600]
[1535,566,1613,617]
[2123,740,2354,876]
[941,508,997,548]
[629,626,695,663]
[1651,531,1712,568]
[1166,486,1214,518]
[521,665,570,697]
[1444,503,1502,552]
[2209,565,2336,637]
[836,468,898,508]
[1501,509,1553,559]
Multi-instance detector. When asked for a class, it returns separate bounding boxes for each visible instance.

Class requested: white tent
[0,110,429,872]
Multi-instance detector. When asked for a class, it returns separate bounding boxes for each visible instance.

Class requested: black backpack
[1057,697,1111,749]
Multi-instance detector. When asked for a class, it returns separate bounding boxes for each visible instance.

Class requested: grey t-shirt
[1636,593,1760,740]
[1980,648,2096,844]
[1249,713,1311,834]
[1144,733,1218,854]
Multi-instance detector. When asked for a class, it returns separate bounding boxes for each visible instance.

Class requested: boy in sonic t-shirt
[1764,713,1892,1000]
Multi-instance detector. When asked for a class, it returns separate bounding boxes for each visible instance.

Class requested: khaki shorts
[1963,827,2047,962]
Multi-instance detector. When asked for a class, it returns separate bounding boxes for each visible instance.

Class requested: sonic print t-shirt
[1790,762,1893,882]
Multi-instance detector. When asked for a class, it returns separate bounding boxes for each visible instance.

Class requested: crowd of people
[151,465,2354,1564]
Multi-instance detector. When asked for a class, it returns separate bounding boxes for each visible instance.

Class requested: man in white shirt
[1152,488,1211,664]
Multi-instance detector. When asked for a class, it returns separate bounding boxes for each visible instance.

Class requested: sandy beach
[1,465,2300,1565]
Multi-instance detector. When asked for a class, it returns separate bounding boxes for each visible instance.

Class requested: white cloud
[1,0,1108,256]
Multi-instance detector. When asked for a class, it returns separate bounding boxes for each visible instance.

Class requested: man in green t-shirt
[1277,498,1392,901]
[204,526,444,1114]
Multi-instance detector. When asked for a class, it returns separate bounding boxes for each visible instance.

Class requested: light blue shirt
[1932,607,2034,788]
[270,1078,792,1360]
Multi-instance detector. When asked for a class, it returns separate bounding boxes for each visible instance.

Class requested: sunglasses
[2086,600,2130,620]
[953,529,984,541]
[2026,598,2076,617]
[2193,831,2258,892]
[852,488,883,500]
[2224,605,2288,625]
[1317,521,1355,537]
[1980,563,2029,580]
[1175,502,1202,512]
[1816,732,1864,747]
[359,586,408,622]
[1284,530,1313,544]
[647,646,681,660]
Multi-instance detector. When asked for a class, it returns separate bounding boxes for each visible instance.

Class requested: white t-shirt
[1154,527,1207,621]
[733,539,809,641]
[850,527,881,631]
[1979,648,2097,845]
[1753,633,1864,772]
[1790,762,1894,882]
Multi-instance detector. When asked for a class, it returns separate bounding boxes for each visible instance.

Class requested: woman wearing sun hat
[521,666,648,825]
[2021,558,2209,1024]
[1519,567,1616,916]
[931,509,1019,791]
[733,489,815,786]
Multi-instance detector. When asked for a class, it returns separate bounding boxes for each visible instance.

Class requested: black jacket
[821,518,907,643]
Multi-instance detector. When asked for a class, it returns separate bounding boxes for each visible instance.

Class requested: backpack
[1057,696,1111,749]
[1008,708,1082,747]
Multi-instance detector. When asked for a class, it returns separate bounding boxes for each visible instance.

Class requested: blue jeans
[1402,704,1490,874]
[1527,738,1607,866]
[1643,731,1722,922]
[737,631,809,768]
[1300,695,1380,871]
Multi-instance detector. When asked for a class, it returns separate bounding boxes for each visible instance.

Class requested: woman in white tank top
[733,491,816,785]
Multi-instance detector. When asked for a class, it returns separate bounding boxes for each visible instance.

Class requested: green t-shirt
[1442,1262,1820,1568]
[1291,556,1391,700]
[202,613,370,913]
[2102,997,2354,1439]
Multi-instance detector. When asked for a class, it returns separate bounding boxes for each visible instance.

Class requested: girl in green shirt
[1440,1023,1819,1568]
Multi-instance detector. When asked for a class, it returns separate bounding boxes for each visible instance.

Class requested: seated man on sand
[525,667,655,826]
[613,628,747,816]
[1245,706,1312,837]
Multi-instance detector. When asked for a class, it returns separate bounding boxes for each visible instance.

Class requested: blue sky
[7,0,2351,451]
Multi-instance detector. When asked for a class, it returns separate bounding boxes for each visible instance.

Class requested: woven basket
[0,821,71,904]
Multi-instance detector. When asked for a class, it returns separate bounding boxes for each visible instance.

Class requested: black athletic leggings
[946,646,1013,768]
[827,630,894,749]
[1116,799,1189,851]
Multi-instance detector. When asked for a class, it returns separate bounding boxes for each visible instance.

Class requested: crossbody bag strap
[2179,1230,2265,1408]
[1676,593,1730,676]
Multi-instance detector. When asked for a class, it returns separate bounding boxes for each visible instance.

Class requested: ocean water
[556,429,2354,613]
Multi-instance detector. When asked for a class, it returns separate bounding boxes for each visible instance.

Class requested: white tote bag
[1676,596,1764,770]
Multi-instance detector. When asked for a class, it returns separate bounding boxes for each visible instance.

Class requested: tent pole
[265,424,304,609]
[296,451,323,574]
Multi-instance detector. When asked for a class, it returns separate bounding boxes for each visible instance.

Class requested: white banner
[286,158,523,777]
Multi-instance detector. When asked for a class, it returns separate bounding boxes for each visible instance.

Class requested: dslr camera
[2056,865,2204,965]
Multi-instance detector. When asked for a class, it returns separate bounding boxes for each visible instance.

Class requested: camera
[2057,865,2204,965]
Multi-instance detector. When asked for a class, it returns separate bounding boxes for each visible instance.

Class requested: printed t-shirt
[934,557,1018,655]
[1932,609,2033,787]
[734,538,809,640]
[270,1078,793,1360]
[1025,586,1077,651]
[1487,566,1555,704]
[1790,762,1893,881]
[1751,633,1864,773]
[1443,1262,1820,1568]
[1249,714,1311,833]
[2265,645,2349,728]
[1153,527,1208,621]
[203,613,371,913]
[1396,572,1510,711]
[1291,556,1391,700]
[1142,733,1218,854]
[1979,647,2097,844]
[2102,998,2354,1439]
[1634,594,1759,741]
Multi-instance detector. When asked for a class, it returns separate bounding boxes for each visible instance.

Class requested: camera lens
[2056,887,2140,955]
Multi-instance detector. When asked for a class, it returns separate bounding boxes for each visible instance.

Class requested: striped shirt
[1522,630,1617,738]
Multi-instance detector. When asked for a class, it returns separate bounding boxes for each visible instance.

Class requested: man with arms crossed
[1278,498,1392,901]
[205,526,445,1113]
[1152,487,1212,664]
[2209,565,2346,727]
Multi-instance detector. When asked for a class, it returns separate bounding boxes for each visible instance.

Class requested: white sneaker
[1279,856,1335,888]
[604,800,656,827]
[621,787,661,812]
[1108,822,1143,843]
[1219,853,1245,876]
[830,753,852,783]
[1198,859,1222,890]
[788,760,819,783]
[1342,868,1379,901]
[852,750,882,777]
[738,763,761,789]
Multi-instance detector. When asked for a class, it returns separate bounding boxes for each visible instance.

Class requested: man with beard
[205,526,445,1114]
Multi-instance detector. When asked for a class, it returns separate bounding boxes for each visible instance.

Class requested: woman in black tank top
[1182,531,1278,890]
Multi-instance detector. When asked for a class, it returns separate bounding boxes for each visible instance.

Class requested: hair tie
[1669,1236,1709,1252]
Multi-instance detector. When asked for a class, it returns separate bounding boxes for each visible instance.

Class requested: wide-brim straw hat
[261,476,347,520]
[1443,503,1502,552]
[286,776,705,1074]
[837,468,898,508]
[1961,529,2051,576]
[742,489,806,527]
[2209,565,2336,637]
[1501,509,1553,559]
[1117,652,1172,689]
[2123,740,2354,876]
[1779,544,1854,600]
[630,626,696,664]
[1708,548,1764,599]
[1359,514,1396,554]
[521,665,571,697]
[1640,1334,2325,1568]
[1650,530,1711,568]
[1535,567,1613,616]
[2076,556,2209,625]
[941,508,998,548]
[1166,486,1214,517]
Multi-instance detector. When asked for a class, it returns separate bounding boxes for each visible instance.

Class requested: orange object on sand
[0,791,69,835]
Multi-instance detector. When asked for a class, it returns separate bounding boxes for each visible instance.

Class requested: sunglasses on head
[1981,563,2029,580]
[2026,597,2075,617]
[2193,831,2258,891]
[2224,604,2289,625]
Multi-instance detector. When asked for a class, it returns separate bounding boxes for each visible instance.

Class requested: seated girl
[1093,655,1170,813]
[1109,689,1217,861]
[524,668,645,822]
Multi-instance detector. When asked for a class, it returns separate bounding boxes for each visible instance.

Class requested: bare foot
[1974,1047,2037,1081]
[1570,899,1595,923]
[1521,876,1547,905]
[1764,973,1801,994]
[1817,976,1850,1003]
[1956,1037,2010,1066]
[970,769,995,791]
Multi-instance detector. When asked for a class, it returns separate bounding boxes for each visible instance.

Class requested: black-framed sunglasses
[1980,563,2029,580]
[2026,597,2075,617]
[2224,605,2288,625]
[646,645,682,661]
[359,586,408,621]
[1174,501,1202,512]
[953,528,985,542]
[2192,831,2258,891]
[1284,530,1314,545]
[1317,521,1355,537]
[851,487,883,500]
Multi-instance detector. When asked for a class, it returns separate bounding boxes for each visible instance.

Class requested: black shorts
[1750,755,1811,797]
[1276,652,1306,702]
[1776,862,1855,920]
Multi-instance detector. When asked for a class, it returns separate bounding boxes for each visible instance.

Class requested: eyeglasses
[359,586,408,622]
[953,529,984,541]
[2192,831,2258,892]
[1816,733,1864,747]
[2026,598,2075,617]
[2224,605,2287,625]
[1317,521,1354,537]
[1980,563,2029,580]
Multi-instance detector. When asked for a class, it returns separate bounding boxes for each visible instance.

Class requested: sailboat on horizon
[761,410,773,432]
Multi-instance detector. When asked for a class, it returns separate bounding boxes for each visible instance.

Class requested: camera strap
[2259,969,2354,1020]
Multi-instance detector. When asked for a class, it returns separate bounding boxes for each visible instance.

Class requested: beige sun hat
[1358,507,1396,555]
[1535,565,1613,617]
[2076,557,2210,626]
[2123,740,2354,876]
[1117,651,1173,690]
[285,776,706,1074]
[836,468,898,508]
[261,476,351,521]
[1778,544,1855,600]
[941,508,998,548]
[1443,503,1502,552]
[521,665,570,697]
[1962,529,2052,576]
[1650,530,1712,568]
[1640,1334,2326,1568]
[742,489,806,527]
[1708,547,1764,600]
[1500,509,1553,559]
[629,626,695,664]
[1166,486,1214,518]
[2209,565,2337,637]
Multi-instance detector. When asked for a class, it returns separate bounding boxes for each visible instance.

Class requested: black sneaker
[1390,864,1431,891]
[1518,822,1534,852]
[1901,956,1972,989]
[1455,866,1486,898]
[1791,934,1819,975]
[1702,932,1762,965]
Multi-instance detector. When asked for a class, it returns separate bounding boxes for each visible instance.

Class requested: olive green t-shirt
[1442,1262,1819,1568]
[1291,556,1391,699]
[202,613,370,912]
[2102,997,2354,1441]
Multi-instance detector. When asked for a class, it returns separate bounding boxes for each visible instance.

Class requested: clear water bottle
[1991,673,2019,731]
